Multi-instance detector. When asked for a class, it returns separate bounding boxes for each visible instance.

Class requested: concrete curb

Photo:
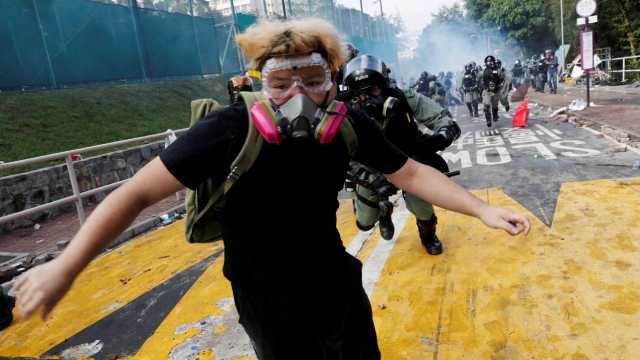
[107,203,186,249]
[532,99,640,142]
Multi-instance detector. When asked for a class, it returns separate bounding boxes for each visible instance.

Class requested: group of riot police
[411,71,461,108]
[521,49,559,94]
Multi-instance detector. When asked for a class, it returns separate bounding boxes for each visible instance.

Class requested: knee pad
[356,220,376,232]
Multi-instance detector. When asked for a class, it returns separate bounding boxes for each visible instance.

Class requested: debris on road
[597,134,605,139]
[34,224,40,230]
[633,161,640,170]
[569,98,587,111]
[615,146,627,153]
[102,268,151,295]
[57,240,70,249]
[378,304,387,310]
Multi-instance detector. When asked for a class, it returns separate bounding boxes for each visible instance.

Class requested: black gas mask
[361,91,399,119]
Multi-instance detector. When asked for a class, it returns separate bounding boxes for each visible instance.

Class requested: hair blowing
[236,18,347,72]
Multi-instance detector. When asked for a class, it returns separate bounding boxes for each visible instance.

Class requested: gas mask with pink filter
[249,52,351,144]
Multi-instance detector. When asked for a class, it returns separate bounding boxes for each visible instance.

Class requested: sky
[331,0,461,37]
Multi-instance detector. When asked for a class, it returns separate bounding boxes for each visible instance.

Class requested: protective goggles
[261,52,333,99]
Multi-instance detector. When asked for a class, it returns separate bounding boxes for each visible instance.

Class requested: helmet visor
[262,52,332,99]
[345,55,385,81]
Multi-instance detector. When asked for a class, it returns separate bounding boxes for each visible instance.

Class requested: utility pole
[359,0,364,38]
[560,0,566,73]
[281,0,287,19]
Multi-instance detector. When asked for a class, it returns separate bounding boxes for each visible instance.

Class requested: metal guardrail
[604,55,640,82]
[0,128,189,227]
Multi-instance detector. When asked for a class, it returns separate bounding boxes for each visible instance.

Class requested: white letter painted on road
[441,151,473,168]
[512,143,557,160]
[550,140,601,157]
[477,147,512,165]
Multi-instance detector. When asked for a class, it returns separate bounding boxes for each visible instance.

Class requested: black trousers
[231,256,381,360]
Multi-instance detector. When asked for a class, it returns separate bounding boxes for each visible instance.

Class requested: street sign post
[577,0,596,107]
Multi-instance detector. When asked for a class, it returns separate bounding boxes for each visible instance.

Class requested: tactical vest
[483,68,500,92]
[433,81,445,96]
[417,78,429,94]
[538,60,547,72]
[512,65,522,77]
[463,71,476,90]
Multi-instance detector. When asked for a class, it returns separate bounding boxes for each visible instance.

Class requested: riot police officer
[496,59,512,112]
[458,63,479,117]
[529,55,538,91]
[344,54,461,255]
[429,74,446,108]
[228,75,254,104]
[478,55,506,127]
[511,59,523,89]
[336,43,359,88]
[535,53,548,92]
[414,71,431,97]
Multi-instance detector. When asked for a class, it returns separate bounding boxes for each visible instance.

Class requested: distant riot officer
[529,55,538,90]
[535,53,548,92]
[429,74,446,108]
[511,59,523,89]
[496,59,512,112]
[228,75,254,104]
[477,55,506,127]
[335,43,360,101]
[414,71,431,97]
[437,71,445,84]
[458,62,479,117]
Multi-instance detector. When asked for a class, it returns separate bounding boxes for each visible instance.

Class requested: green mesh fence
[0,0,397,93]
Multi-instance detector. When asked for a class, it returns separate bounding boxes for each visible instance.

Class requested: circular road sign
[576,0,597,17]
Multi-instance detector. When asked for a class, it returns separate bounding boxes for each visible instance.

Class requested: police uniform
[413,76,430,97]
[535,56,548,92]
[348,88,456,255]
[478,57,506,127]
[529,58,538,90]
[429,77,446,108]
[458,67,479,117]
[511,62,523,89]
[498,66,512,110]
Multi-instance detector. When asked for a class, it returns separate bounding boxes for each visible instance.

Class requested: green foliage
[0,77,230,176]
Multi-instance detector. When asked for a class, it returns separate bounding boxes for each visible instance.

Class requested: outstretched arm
[385,158,530,235]
[13,157,184,320]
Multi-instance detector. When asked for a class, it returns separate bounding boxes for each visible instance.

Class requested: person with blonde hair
[13,18,530,359]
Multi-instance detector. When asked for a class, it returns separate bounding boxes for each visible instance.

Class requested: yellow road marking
[1,222,221,358]
[3,178,640,359]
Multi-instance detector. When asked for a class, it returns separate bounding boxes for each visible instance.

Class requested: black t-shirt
[160,101,408,286]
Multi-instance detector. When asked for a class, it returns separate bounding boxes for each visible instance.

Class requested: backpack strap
[193,91,264,223]
[338,115,358,160]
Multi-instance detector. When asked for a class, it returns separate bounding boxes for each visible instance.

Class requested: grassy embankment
[0,76,234,176]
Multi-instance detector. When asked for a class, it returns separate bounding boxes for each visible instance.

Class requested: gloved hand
[416,133,449,153]
[438,123,462,147]
[369,178,398,197]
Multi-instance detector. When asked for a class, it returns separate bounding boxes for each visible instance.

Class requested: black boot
[417,215,442,255]
[505,104,510,112]
[541,83,545,93]
[378,200,394,241]
[492,107,500,122]
[473,101,479,117]
[467,103,473,117]
[484,106,492,127]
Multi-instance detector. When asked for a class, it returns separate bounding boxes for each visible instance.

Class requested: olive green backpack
[184,91,358,244]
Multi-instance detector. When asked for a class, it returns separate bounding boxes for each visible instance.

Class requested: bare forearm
[386,158,486,218]
[56,185,149,277]
[56,157,184,277]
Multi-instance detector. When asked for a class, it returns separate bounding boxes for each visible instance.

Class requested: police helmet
[388,77,398,89]
[439,71,444,76]
[545,49,553,55]
[344,43,360,63]
[465,63,473,72]
[484,55,496,69]
[540,53,545,59]
[228,75,253,93]
[515,59,520,65]
[344,54,390,91]
[496,59,502,66]
[421,71,428,79]
[446,71,452,77]
[428,74,437,82]
[471,61,477,68]
[476,65,483,72]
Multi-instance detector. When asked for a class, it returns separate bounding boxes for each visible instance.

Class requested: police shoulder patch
[401,88,415,98]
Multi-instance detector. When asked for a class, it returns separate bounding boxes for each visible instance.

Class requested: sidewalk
[526,83,640,138]
[0,189,186,269]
